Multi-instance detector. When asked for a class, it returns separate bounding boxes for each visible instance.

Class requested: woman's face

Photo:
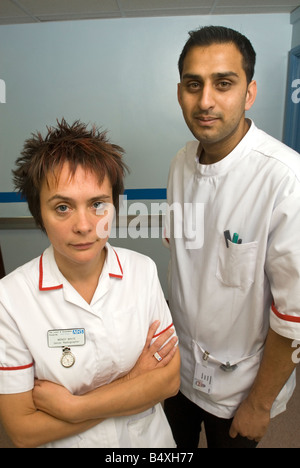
[40,162,113,274]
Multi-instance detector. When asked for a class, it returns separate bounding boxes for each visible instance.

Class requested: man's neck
[199,118,250,165]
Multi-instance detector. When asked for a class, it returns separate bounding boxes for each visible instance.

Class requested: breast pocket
[216,240,258,289]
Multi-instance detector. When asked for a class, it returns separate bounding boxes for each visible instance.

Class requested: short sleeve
[0,286,34,394]
[266,189,300,339]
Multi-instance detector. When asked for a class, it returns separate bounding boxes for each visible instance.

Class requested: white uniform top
[0,243,176,448]
[166,120,300,419]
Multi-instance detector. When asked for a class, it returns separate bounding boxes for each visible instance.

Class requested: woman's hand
[128,321,178,379]
[33,380,75,421]
[33,321,178,422]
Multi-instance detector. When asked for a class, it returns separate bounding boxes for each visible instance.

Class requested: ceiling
[0,0,299,25]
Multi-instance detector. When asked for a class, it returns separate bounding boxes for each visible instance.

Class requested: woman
[0,119,180,448]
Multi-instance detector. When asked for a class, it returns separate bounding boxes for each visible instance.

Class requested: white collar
[38,242,123,292]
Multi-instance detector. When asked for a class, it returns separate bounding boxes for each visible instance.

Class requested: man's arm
[230,328,296,442]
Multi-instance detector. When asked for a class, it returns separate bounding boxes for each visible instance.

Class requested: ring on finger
[154,352,163,362]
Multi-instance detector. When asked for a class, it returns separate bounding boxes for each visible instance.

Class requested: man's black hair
[178,26,256,84]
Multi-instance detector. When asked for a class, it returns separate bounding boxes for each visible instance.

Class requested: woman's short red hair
[13,119,128,230]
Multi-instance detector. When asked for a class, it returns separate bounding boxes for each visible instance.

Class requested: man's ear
[245,80,257,111]
[177,82,183,108]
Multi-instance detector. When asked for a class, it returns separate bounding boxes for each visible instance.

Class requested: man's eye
[188,82,201,91]
[217,81,231,90]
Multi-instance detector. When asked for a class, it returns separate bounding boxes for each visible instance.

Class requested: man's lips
[193,116,220,127]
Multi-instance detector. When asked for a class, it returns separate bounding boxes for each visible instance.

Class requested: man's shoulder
[170,140,199,171]
[253,126,300,179]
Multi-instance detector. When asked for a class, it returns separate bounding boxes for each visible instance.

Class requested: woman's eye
[56,205,69,214]
[94,202,109,215]
[93,201,103,210]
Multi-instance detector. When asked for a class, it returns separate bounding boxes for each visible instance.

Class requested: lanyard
[192,340,262,372]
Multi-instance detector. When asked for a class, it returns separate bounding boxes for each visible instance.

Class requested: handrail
[0,217,37,229]
[0,215,164,230]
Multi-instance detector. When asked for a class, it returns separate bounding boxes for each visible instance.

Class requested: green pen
[232,233,239,243]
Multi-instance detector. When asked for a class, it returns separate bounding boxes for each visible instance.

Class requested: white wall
[292,7,300,48]
[0,14,293,292]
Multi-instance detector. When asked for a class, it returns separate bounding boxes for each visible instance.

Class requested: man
[164,26,300,448]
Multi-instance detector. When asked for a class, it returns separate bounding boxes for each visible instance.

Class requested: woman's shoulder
[108,244,157,275]
[0,252,41,289]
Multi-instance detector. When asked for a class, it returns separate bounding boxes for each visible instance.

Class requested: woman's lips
[70,242,95,250]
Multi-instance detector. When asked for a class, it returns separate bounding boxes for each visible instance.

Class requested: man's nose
[197,84,216,111]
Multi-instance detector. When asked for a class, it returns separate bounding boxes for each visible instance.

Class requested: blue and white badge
[47,328,85,348]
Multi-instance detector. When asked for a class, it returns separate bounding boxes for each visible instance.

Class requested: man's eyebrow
[211,71,239,79]
[181,71,239,81]
[181,73,202,81]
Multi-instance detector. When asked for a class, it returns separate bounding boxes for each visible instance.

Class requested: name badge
[193,362,215,395]
[47,328,85,348]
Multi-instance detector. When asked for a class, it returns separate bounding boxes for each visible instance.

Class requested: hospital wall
[0,13,293,294]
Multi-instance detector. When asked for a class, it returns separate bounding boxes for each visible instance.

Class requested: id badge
[193,362,215,395]
[47,328,85,348]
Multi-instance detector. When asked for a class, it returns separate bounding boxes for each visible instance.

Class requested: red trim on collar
[109,249,123,279]
[0,362,34,371]
[39,247,123,290]
[271,303,300,323]
[39,254,63,291]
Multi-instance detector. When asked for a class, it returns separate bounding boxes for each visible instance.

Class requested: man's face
[178,43,256,149]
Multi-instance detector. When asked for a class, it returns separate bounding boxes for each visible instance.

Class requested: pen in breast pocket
[233,233,243,244]
[232,233,239,243]
[224,230,242,248]
[224,230,231,248]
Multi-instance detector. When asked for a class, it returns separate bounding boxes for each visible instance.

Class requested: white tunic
[0,243,176,448]
[166,121,300,419]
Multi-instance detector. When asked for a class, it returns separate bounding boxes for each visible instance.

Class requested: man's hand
[229,396,271,443]
[229,328,297,444]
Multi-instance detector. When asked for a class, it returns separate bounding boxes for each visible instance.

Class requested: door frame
[283,45,300,152]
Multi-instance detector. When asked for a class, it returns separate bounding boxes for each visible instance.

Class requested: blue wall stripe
[0,192,25,203]
[124,188,167,200]
[0,189,167,203]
